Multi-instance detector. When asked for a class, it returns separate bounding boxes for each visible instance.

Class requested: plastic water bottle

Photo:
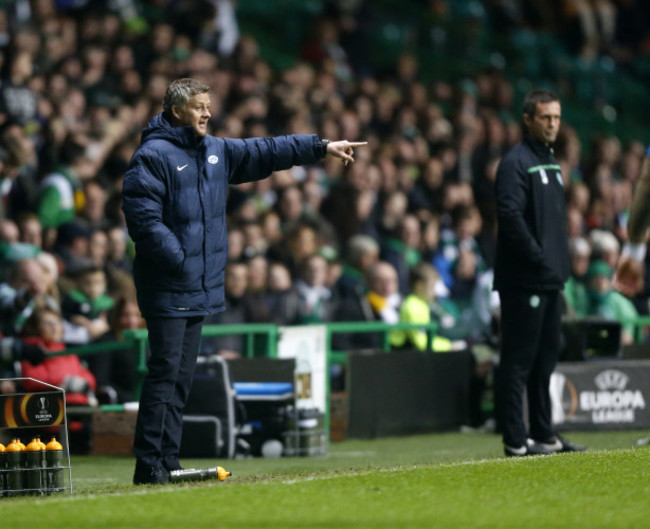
[169,466,231,483]
[25,438,44,495]
[5,438,24,496]
[0,443,6,497]
[45,437,64,493]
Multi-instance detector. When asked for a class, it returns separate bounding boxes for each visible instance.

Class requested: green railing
[56,316,650,399]
[620,316,650,343]
[325,321,438,366]
[122,323,280,360]
[54,321,438,401]
[47,317,650,449]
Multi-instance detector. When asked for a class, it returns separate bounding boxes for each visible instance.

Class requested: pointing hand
[326,140,368,166]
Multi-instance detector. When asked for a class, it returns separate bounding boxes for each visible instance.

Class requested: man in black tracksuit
[494,89,585,457]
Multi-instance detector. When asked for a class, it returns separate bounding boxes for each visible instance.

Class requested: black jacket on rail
[494,135,570,292]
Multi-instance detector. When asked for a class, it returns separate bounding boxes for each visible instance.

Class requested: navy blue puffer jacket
[122,113,325,318]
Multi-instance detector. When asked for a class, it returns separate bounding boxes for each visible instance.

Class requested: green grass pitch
[2,430,649,529]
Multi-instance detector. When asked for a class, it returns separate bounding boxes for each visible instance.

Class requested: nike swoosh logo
[177,164,188,171]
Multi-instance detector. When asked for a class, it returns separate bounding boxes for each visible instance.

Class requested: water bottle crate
[0,378,73,497]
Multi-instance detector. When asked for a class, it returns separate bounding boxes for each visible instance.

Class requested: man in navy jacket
[494,89,584,457]
[123,77,365,484]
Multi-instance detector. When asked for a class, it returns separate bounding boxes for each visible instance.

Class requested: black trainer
[537,435,586,453]
[133,461,170,485]
[504,438,552,457]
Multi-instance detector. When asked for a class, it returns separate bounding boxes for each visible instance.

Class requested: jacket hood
[141,112,204,149]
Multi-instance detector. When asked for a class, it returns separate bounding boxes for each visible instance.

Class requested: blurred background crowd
[1,0,650,413]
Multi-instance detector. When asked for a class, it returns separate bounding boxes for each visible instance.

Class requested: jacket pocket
[174,250,186,274]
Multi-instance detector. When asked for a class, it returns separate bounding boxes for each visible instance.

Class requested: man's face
[20,219,42,247]
[20,260,47,296]
[172,92,211,137]
[524,101,561,145]
[370,264,398,298]
[225,264,248,299]
[304,256,328,287]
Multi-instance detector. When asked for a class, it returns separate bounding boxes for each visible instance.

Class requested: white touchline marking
[73,478,118,482]
[331,451,376,457]
[26,448,616,503]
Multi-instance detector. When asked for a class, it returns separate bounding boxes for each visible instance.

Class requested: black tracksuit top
[494,135,570,292]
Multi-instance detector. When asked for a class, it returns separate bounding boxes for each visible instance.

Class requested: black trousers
[133,316,204,467]
[496,289,561,447]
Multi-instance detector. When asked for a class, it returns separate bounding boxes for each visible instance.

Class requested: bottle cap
[216,466,231,481]
[26,438,44,451]
[6,438,24,452]
[46,437,63,451]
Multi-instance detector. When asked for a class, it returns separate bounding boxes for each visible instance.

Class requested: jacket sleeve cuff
[622,242,647,261]
[316,137,329,159]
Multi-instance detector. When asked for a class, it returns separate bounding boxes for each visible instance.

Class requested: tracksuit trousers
[496,289,562,448]
[134,316,204,468]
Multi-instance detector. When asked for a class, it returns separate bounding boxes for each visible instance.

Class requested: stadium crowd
[0,1,649,423]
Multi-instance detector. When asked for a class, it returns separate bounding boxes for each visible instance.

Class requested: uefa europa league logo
[38,397,49,411]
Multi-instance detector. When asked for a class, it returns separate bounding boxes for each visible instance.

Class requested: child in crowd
[61,264,112,342]
[585,260,639,345]
[20,305,97,407]
[20,304,98,452]
[390,263,459,352]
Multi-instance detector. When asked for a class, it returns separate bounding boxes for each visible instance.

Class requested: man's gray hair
[346,235,379,268]
[589,229,620,257]
[569,236,591,257]
[163,78,211,114]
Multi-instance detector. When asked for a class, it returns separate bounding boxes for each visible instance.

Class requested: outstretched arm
[614,154,650,297]
[226,135,368,184]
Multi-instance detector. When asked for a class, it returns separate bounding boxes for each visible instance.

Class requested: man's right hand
[326,140,368,166]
